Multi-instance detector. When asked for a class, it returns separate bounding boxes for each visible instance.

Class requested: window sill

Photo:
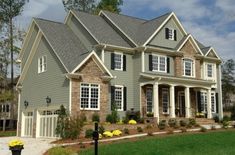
[80,108,100,111]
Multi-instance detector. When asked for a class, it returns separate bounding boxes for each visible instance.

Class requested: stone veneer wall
[71,58,109,122]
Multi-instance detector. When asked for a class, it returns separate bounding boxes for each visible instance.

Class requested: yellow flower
[103,131,113,137]
[112,130,122,136]
[99,133,102,139]
[128,119,137,125]
[8,139,24,147]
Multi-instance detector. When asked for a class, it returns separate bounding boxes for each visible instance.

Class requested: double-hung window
[183,58,194,77]
[162,88,169,114]
[114,53,123,70]
[165,28,176,41]
[80,83,100,110]
[38,55,47,73]
[205,63,215,79]
[114,86,123,111]
[152,55,167,72]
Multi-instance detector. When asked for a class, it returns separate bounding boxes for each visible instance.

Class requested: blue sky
[16,0,235,61]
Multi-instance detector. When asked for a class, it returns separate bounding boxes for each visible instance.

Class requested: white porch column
[153,82,159,123]
[141,51,145,72]
[101,48,105,62]
[170,85,175,118]
[185,87,190,118]
[207,89,212,119]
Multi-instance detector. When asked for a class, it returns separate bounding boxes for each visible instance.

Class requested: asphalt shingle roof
[34,18,89,72]
[72,10,131,48]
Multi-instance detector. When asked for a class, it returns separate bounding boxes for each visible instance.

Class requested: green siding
[20,36,69,111]
[104,51,134,117]
[67,15,96,51]
[148,18,184,49]
[144,52,174,76]
[21,26,39,70]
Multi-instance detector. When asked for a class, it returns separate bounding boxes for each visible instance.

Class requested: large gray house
[16,10,223,138]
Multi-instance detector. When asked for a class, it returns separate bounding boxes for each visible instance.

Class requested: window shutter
[167,57,170,73]
[197,92,201,112]
[174,30,177,41]
[216,93,219,113]
[111,53,115,70]
[111,86,115,110]
[123,87,127,111]
[123,55,126,71]
[149,54,153,71]
[165,28,169,39]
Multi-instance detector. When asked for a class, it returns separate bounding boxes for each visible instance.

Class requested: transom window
[183,58,194,77]
[152,55,167,72]
[114,53,123,70]
[162,88,169,114]
[38,55,47,73]
[114,86,123,111]
[80,83,100,110]
[146,88,153,113]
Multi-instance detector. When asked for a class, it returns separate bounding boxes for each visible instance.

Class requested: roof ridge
[101,10,146,21]
[142,12,172,24]
[33,17,63,24]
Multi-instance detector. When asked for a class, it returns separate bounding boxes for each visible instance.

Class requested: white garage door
[22,112,33,137]
[38,110,59,138]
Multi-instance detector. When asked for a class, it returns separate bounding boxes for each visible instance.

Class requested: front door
[178,92,185,117]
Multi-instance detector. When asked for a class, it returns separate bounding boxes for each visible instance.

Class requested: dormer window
[165,28,177,41]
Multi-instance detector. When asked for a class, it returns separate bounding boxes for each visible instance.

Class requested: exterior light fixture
[24,100,29,108]
[46,96,51,105]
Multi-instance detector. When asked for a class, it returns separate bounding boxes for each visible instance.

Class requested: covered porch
[140,73,220,123]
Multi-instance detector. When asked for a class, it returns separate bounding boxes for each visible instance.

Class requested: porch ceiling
[140,72,215,89]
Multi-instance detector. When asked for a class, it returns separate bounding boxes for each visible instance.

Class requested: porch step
[196,118,216,125]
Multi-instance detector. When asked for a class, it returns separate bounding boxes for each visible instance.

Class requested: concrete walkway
[0,137,55,155]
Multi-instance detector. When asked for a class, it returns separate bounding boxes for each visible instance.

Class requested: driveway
[0,137,55,155]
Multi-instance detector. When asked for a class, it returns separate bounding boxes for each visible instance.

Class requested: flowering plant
[128,119,137,125]
[8,139,24,150]
[196,112,205,118]
[112,130,122,136]
[103,131,113,137]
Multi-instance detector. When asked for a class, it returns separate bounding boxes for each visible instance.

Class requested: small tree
[62,0,96,13]
[56,105,68,138]
[95,0,123,14]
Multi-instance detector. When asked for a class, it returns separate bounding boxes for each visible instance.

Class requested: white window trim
[211,92,216,113]
[205,63,216,80]
[114,85,124,111]
[114,52,123,71]
[168,28,175,41]
[162,88,169,114]
[182,58,195,77]
[152,54,167,73]
[38,55,47,73]
[80,83,100,110]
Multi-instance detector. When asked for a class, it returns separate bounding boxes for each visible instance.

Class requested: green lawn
[80,130,235,155]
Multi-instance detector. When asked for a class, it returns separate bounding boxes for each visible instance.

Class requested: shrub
[223,121,229,129]
[146,112,154,117]
[200,127,207,132]
[106,110,119,124]
[128,119,137,125]
[180,120,188,127]
[85,129,94,138]
[168,119,177,128]
[123,128,129,134]
[80,112,87,122]
[211,125,216,130]
[146,124,153,130]
[112,130,122,136]
[188,118,196,126]
[139,118,145,124]
[213,115,220,123]
[186,124,192,128]
[122,117,129,124]
[103,131,113,137]
[48,147,75,155]
[92,113,100,122]
[137,126,143,132]
[98,125,105,134]
[158,120,167,130]
[223,115,231,122]
[66,116,85,139]
[56,105,68,138]
[126,110,141,122]
[230,106,235,120]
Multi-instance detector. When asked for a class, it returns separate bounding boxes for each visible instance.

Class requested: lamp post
[93,122,99,155]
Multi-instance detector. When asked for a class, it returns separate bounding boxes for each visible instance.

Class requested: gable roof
[71,10,132,48]
[34,18,90,72]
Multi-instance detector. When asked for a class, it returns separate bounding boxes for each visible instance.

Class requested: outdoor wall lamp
[24,100,29,108]
[46,96,51,106]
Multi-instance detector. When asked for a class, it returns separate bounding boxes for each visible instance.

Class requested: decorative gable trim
[143,12,187,46]
[71,51,114,78]
[99,10,138,47]
[177,34,204,56]
[205,47,221,60]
